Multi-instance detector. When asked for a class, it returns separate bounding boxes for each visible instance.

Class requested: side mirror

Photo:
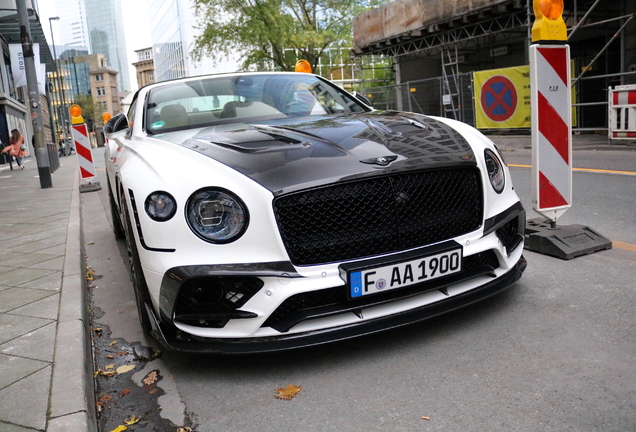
[104,113,129,136]
[353,91,373,108]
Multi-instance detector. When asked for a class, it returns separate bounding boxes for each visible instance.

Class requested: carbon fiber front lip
[147,256,527,354]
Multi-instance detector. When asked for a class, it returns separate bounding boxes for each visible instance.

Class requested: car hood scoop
[180,112,476,195]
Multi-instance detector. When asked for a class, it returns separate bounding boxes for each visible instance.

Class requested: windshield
[144,73,367,134]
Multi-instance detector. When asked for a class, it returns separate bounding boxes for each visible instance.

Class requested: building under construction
[353,0,636,131]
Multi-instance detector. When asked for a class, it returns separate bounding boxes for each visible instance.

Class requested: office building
[84,0,131,91]
[53,0,131,92]
[53,0,90,49]
[149,0,238,82]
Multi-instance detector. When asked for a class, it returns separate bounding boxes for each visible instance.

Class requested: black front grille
[262,250,500,331]
[274,168,483,266]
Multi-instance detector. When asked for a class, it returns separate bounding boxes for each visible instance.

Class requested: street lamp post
[48,17,68,146]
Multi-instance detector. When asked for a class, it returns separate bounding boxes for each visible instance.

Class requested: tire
[108,183,125,239]
[122,201,153,334]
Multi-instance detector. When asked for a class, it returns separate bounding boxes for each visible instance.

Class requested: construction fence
[361,71,633,132]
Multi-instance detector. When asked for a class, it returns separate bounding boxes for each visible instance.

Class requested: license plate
[349,248,462,298]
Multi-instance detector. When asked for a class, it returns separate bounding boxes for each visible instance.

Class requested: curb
[48,168,97,432]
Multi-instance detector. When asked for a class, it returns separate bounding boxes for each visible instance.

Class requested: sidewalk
[0,156,95,432]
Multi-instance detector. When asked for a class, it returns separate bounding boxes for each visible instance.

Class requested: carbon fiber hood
[178,111,476,195]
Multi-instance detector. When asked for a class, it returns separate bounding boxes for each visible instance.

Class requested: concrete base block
[79,182,101,193]
[525,218,612,260]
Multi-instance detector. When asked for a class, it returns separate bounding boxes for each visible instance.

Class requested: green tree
[191,0,381,72]
[73,94,102,132]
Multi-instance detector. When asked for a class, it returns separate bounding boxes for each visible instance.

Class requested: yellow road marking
[509,164,636,176]
[613,241,636,252]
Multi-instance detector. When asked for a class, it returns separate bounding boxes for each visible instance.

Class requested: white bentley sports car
[104,71,526,353]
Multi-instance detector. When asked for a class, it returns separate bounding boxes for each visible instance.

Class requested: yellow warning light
[294,60,312,74]
[70,104,85,125]
[532,0,567,42]
[102,112,112,125]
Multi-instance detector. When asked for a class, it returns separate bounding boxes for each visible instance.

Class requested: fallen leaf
[149,388,159,395]
[109,426,127,432]
[116,364,136,374]
[119,388,131,398]
[96,402,103,413]
[142,371,158,386]
[88,241,95,245]
[105,364,115,370]
[176,427,192,432]
[274,384,301,400]
[421,416,431,420]
[116,351,127,356]
[99,395,113,402]
[109,340,117,346]
[107,355,114,359]
[124,414,140,425]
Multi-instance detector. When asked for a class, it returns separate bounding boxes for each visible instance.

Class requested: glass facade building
[150,0,185,82]
[148,0,239,82]
[54,0,90,49]
[84,0,131,91]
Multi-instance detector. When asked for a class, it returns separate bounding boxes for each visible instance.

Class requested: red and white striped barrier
[71,122,97,180]
[608,85,636,140]
[530,44,572,222]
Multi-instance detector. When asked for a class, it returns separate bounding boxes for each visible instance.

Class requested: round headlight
[484,149,505,194]
[186,188,248,243]
[145,191,177,221]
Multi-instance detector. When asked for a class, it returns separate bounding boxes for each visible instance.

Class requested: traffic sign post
[524,0,610,259]
[70,104,101,193]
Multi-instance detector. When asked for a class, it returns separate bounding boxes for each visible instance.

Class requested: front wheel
[123,201,153,334]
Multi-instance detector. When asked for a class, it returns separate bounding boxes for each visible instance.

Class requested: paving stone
[0,288,55,313]
[18,271,63,291]
[0,267,15,276]
[0,353,49,390]
[28,256,64,271]
[0,420,36,431]
[0,314,53,345]
[1,253,61,268]
[0,268,58,287]
[0,322,57,362]
[7,237,66,254]
[0,365,51,430]
[10,293,60,320]
[36,244,66,255]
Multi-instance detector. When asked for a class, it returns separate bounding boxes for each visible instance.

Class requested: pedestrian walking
[1,129,28,169]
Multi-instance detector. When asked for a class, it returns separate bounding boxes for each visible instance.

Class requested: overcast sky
[38,0,153,92]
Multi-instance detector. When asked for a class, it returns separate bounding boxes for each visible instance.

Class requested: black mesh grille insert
[496,216,521,252]
[262,250,500,330]
[274,168,483,266]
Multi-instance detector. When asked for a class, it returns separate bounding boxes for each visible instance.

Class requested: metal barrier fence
[363,73,477,127]
[362,72,636,132]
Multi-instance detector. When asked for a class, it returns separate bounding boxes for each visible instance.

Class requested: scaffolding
[353,0,636,132]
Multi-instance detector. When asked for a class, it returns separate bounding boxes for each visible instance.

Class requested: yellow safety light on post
[532,0,567,42]
[102,112,112,125]
[70,104,84,125]
[294,59,312,74]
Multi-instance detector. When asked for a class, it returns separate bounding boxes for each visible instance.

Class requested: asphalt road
[83,143,636,432]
